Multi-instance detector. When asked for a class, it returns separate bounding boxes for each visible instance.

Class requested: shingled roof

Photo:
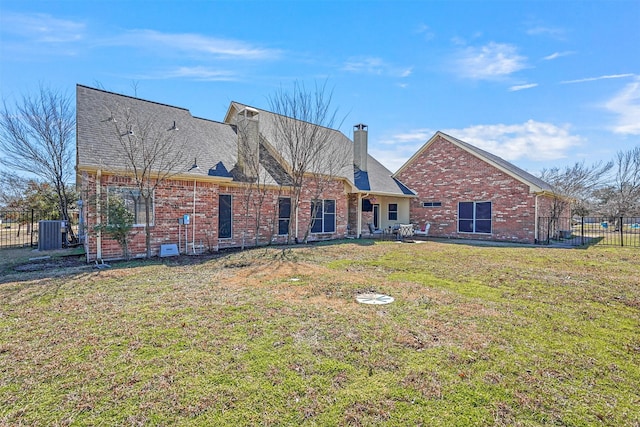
[76,85,286,185]
[77,85,414,196]
[225,102,415,197]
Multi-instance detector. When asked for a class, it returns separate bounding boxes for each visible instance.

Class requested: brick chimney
[354,123,368,172]
[237,107,260,178]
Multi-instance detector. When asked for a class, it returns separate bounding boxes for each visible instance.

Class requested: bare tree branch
[0,85,77,241]
[268,80,349,243]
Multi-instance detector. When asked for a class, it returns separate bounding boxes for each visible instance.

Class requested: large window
[388,203,398,221]
[108,187,152,226]
[278,197,291,235]
[311,199,336,233]
[219,194,232,239]
[458,201,492,234]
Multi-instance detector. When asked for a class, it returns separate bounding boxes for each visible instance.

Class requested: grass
[1,240,639,426]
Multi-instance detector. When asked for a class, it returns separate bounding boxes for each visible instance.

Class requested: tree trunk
[145,196,152,258]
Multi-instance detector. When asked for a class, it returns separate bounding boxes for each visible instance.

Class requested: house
[76,85,415,261]
[393,131,555,244]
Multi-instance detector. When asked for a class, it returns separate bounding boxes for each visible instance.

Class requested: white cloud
[543,51,575,61]
[110,29,282,60]
[561,74,635,84]
[370,128,436,172]
[371,120,583,172]
[0,12,85,43]
[453,42,527,80]
[526,25,566,40]
[158,67,238,81]
[442,121,582,161]
[415,23,435,41]
[604,78,640,135]
[509,83,538,92]
[342,56,412,78]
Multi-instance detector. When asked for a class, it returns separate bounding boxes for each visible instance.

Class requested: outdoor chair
[367,223,384,238]
[399,224,414,239]
[414,222,431,236]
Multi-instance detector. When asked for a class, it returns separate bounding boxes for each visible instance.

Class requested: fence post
[31,209,35,247]
[620,217,624,247]
[581,217,584,246]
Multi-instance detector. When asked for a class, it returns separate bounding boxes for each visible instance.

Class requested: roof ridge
[230,100,347,135]
[77,84,191,113]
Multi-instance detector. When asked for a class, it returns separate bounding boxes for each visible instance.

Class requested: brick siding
[395,135,551,243]
[80,172,349,260]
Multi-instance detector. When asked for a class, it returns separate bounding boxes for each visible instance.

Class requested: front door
[373,204,380,229]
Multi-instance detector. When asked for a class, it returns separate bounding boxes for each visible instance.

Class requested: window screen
[219,194,232,239]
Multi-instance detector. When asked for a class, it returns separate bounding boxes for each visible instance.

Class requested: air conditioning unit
[38,220,65,251]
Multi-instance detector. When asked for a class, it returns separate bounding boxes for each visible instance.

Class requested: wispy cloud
[452,42,527,80]
[415,23,435,41]
[0,12,85,43]
[509,83,538,92]
[342,56,412,78]
[526,25,567,40]
[543,51,575,61]
[108,29,282,60]
[561,74,635,84]
[605,77,640,135]
[153,66,238,81]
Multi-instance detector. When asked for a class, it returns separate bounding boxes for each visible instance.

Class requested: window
[278,197,291,235]
[423,201,442,208]
[219,194,232,239]
[108,187,152,226]
[311,199,336,233]
[388,203,398,221]
[458,201,492,234]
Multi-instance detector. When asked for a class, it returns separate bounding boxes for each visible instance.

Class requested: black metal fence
[0,210,77,249]
[538,217,640,247]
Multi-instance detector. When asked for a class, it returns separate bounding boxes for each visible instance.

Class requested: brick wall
[395,135,542,243]
[80,171,349,260]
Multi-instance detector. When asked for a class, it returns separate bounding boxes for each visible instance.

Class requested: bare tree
[539,160,612,239]
[104,102,189,258]
[595,146,640,222]
[0,86,77,241]
[0,172,28,209]
[540,160,613,216]
[267,81,349,243]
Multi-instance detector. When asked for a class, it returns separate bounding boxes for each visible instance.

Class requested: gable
[394,131,553,194]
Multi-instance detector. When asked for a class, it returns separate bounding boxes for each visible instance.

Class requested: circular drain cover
[356,293,394,305]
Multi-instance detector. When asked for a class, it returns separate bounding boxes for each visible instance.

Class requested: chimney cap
[354,123,368,130]
[239,106,260,117]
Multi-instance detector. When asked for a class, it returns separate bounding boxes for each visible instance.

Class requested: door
[373,204,380,229]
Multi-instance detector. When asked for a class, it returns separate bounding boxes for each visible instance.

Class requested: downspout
[357,193,363,238]
[96,169,102,261]
[534,193,539,243]
[192,179,196,253]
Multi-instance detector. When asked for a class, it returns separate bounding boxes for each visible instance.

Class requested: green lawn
[1,240,639,426]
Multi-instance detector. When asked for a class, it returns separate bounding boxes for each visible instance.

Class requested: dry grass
[1,240,639,426]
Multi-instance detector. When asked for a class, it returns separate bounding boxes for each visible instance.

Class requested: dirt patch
[13,256,85,272]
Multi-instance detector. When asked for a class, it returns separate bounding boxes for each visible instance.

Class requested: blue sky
[1,0,639,175]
